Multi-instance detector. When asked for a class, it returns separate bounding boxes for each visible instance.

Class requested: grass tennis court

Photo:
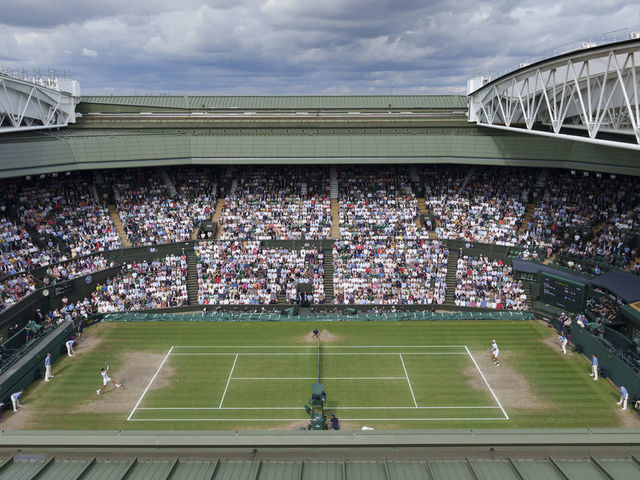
[5,320,637,431]
[128,345,506,423]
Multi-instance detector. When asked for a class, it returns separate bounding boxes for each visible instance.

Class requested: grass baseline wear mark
[128,345,507,423]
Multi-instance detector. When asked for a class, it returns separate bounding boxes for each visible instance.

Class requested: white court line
[133,344,508,423]
[218,354,238,408]
[464,346,509,420]
[172,345,469,348]
[127,346,174,421]
[233,377,406,380]
[129,417,509,422]
[399,353,418,408]
[137,406,502,410]
[171,352,467,356]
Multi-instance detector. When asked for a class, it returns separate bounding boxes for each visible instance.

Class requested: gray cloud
[0,1,637,95]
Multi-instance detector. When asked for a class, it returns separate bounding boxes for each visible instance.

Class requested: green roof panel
[171,461,218,480]
[79,95,468,112]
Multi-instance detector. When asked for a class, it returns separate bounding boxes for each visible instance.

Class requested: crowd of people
[557,199,640,270]
[339,166,418,240]
[525,171,638,254]
[0,216,62,278]
[332,239,448,304]
[44,255,112,283]
[195,241,325,305]
[454,254,528,310]
[562,224,637,267]
[218,167,331,240]
[0,273,37,312]
[106,168,215,246]
[426,167,533,246]
[42,297,96,329]
[586,295,619,325]
[91,255,189,312]
[0,165,638,318]
[15,173,122,256]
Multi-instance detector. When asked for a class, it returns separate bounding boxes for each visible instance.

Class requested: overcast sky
[1,0,638,95]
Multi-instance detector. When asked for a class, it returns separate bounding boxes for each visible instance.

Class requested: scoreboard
[541,272,586,313]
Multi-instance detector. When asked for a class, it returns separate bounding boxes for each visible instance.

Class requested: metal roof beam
[506,457,526,480]
[29,456,55,480]
[590,456,616,480]
[118,456,138,480]
[424,459,435,480]
[207,457,220,480]
[71,457,96,480]
[0,73,79,134]
[548,457,570,480]
[159,458,179,480]
[468,40,640,150]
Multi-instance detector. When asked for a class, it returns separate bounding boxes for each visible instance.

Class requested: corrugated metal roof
[79,95,468,111]
[171,460,218,480]
[81,460,132,480]
[1,456,639,480]
[509,459,565,480]
[302,461,342,480]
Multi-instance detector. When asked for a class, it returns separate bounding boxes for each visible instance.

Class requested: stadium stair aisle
[329,166,338,199]
[460,166,476,189]
[417,197,428,229]
[277,291,287,304]
[445,252,458,305]
[160,167,178,196]
[525,281,534,310]
[186,253,199,305]
[592,220,606,235]
[211,199,225,239]
[518,202,536,234]
[331,199,341,239]
[323,245,334,304]
[107,205,132,247]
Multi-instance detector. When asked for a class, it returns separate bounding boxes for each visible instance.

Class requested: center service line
[219,354,238,408]
[399,353,418,408]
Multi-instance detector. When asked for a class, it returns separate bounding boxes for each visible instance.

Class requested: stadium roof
[1,430,639,480]
[1,455,639,480]
[1,125,639,178]
[79,95,468,112]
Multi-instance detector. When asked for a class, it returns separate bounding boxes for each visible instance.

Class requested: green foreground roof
[0,429,639,480]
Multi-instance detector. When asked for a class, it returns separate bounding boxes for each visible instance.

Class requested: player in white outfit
[490,340,500,366]
[97,367,121,395]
